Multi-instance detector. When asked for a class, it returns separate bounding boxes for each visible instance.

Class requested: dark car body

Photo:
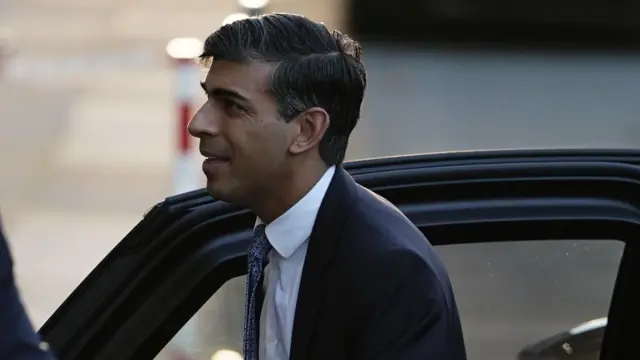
[36,149,640,360]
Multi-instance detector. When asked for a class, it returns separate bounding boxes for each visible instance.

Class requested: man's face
[188,60,297,205]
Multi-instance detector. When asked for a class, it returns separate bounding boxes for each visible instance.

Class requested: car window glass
[154,239,623,360]
[439,240,621,359]
[155,276,245,360]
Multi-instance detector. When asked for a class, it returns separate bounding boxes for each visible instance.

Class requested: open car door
[39,149,640,360]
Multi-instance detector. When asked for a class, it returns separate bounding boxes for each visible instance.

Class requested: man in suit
[0,215,56,359]
[188,13,467,360]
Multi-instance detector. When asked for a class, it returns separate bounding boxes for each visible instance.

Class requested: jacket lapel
[289,167,357,360]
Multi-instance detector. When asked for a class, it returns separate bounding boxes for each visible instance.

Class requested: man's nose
[187,103,218,138]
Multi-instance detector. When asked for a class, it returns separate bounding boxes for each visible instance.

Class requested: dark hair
[199,13,367,165]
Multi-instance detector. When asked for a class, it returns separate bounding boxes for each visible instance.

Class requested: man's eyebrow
[200,81,250,102]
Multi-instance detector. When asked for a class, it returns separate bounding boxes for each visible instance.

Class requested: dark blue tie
[243,224,271,360]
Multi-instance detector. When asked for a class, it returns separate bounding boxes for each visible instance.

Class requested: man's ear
[288,107,329,155]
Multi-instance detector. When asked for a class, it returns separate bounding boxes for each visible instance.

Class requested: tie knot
[249,224,271,262]
[254,223,267,239]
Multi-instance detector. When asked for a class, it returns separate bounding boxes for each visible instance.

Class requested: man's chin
[205,182,225,200]
[205,181,238,203]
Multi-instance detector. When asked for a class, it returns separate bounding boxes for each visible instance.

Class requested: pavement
[1,47,639,360]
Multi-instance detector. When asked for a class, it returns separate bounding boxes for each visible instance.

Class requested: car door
[38,149,640,360]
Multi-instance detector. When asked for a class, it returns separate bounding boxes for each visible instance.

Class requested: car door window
[441,240,620,360]
[155,276,245,360]
[155,239,622,360]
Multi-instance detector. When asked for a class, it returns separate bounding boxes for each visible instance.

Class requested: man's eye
[223,99,243,112]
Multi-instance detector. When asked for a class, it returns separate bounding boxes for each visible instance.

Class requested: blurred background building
[1,0,639,359]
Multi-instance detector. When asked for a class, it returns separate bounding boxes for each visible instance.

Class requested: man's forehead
[204,60,272,93]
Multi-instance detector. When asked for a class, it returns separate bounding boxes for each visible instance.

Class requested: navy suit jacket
[288,167,467,360]
[0,217,56,360]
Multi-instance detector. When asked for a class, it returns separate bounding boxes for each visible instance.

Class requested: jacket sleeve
[350,248,467,360]
[0,217,57,360]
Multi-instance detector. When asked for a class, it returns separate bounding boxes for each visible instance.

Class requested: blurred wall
[355,46,640,159]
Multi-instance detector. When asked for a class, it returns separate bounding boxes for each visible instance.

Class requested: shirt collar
[255,166,336,258]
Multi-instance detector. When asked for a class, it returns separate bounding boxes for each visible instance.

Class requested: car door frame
[39,149,640,360]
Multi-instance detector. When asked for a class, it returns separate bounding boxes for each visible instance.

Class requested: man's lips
[202,156,230,175]
[204,156,229,162]
[200,150,230,162]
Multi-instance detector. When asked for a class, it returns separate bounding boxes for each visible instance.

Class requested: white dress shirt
[256,165,336,360]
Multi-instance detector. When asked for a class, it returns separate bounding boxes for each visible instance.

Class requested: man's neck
[252,163,329,224]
